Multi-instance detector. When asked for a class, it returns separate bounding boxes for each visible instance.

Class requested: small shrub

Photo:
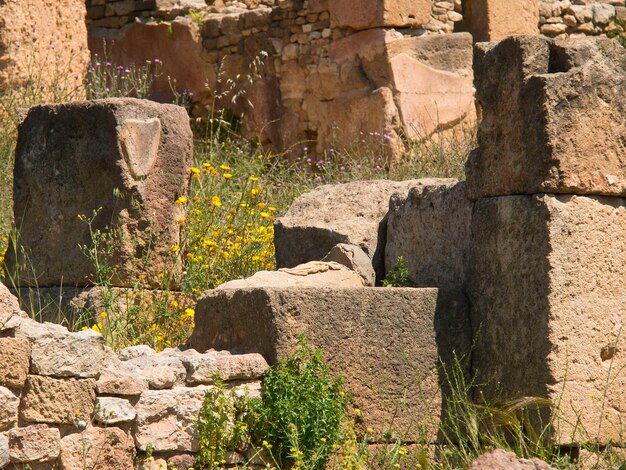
[383,256,414,288]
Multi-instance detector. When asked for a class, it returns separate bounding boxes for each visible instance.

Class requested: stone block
[385,181,473,290]
[274,179,429,280]
[20,375,96,425]
[5,98,193,288]
[467,36,626,200]
[182,352,269,385]
[329,0,432,30]
[464,0,540,42]
[0,432,8,468]
[94,397,137,425]
[468,194,625,445]
[134,385,211,452]
[8,424,60,464]
[0,283,22,330]
[0,337,30,389]
[190,287,471,440]
[59,426,135,470]
[0,387,19,432]
[321,244,376,287]
[470,449,556,470]
[0,0,89,92]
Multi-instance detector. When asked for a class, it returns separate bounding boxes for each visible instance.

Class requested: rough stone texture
[182,352,269,385]
[5,98,193,289]
[96,363,150,396]
[20,376,96,425]
[275,179,433,280]
[468,194,626,445]
[190,287,471,440]
[133,385,212,452]
[385,181,473,291]
[217,261,365,289]
[123,351,187,390]
[0,337,31,389]
[59,426,135,470]
[94,397,137,425]
[321,244,376,287]
[8,424,60,464]
[467,36,626,200]
[470,449,556,470]
[0,387,19,432]
[0,283,22,330]
[465,0,540,42]
[0,432,8,468]
[328,0,432,30]
[0,0,89,92]
[28,324,110,379]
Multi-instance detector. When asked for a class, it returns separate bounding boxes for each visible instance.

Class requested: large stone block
[59,427,135,470]
[5,98,193,288]
[385,181,473,291]
[0,0,88,92]
[8,424,60,464]
[275,179,446,281]
[190,287,471,440]
[468,194,625,445]
[329,0,432,30]
[464,0,539,42]
[20,375,96,425]
[467,36,626,200]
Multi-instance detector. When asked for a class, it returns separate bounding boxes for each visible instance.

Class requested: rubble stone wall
[0,283,268,469]
[538,0,626,37]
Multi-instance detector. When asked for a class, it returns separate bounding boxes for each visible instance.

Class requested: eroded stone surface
[329,0,432,30]
[8,424,60,464]
[469,194,626,444]
[0,337,31,389]
[94,397,137,425]
[470,449,556,470]
[467,36,626,199]
[191,287,471,440]
[321,244,376,287]
[5,98,193,289]
[0,387,19,432]
[20,376,96,425]
[465,0,540,41]
[59,426,135,470]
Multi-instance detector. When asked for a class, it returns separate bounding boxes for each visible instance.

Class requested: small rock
[94,397,137,424]
[470,449,556,469]
[0,387,19,432]
[322,243,376,286]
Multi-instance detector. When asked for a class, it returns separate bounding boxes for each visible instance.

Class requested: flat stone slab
[468,194,626,445]
[467,36,626,199]
[190,287,471,441]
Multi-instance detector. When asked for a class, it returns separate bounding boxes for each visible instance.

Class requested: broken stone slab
[464,0,540,42]
[385,181,473,291]
[94,397,137,425]
[322,244,376,287]
[468,194,626,445]
[182,352,269,385]
[0,387,19,432]
[329,0,431,31]
[8,424,61,464]
[467,36,626,200]
[275,179,444,280]
[59,426,135,470]
[4,98,193,289]
[217,261,365,289]
[0,337,31,389]
[190,287,471,441]
[20,375,96,425]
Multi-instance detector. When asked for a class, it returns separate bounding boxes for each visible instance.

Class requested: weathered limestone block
[5,98,193,288]
[464,0,540,42]
[329,0,431,30]
[133,385,211,452]
[182,352,269,385]
[59,426,135,470]
[97,364,150,396]
[0,283,22,330]
[468,195,625,445]
[217,261,365,289]
[470,449,556,470]
[467,36,626,200]
[0,0,89,91]
[94,397,137,425]
[0,432,8,468]
[20,376,96,425]
[123,351,187,389]
[0,337,30,389]
[321,244,376,287]
[274,179,427,279]
[0,387,19,431]
[8,424,61,464]
[190,287,471,440]
[385,181,473,291]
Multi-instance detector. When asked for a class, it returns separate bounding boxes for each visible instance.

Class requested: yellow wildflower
[191,167,201,174]
[223,173,233,179]
[248,176,259,182]
[99,311,107,320]
[211,196,222,207]
[175,196,187,205]
[219,164,230,170]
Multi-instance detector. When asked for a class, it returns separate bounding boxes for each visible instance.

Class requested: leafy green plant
[383,256,414,288]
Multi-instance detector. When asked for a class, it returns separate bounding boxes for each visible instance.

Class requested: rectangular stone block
[8,424,60,464]
[329,0,432,30]
[468,194,625,445]
[467,36,626,200]
[0,337,30,389]
[464,0,539,42]
[4,98,193,289]
[190,287,471,441]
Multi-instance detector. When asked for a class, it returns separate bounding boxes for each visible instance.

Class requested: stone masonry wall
[539,0,626,37]
[0,283,268,469]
